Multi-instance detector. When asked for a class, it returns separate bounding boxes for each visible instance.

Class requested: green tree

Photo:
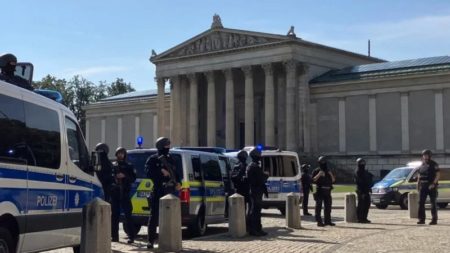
[107,78,135,96]
[33,75,74,108]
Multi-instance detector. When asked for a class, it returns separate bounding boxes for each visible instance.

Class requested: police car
[125,147,232,237]
[0,66,103,253]
[225,146,302,215]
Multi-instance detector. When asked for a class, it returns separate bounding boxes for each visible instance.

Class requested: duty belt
[318,186,331,190]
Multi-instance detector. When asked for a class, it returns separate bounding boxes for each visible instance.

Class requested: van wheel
[0,227,15,253]
[188,211,207,237]
[399,194,408,210]
[375,204,388,209]
[278,207,286,216]
[438,203,448,209]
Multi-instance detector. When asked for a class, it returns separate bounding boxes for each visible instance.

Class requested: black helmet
[155,137,171,151]
[301,164,310,171]
[249,147,261,161]
[95,143,109,154]
[237,150,248,162]
[356,158,366,165]
[422,149,432,156]
[0,53,17,67]
[318,156,327,164]
[115,147,127,157]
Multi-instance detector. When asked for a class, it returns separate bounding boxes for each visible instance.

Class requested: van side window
[0,94,31,165]
[282,156,299,177]
[65,117,89,172]
[24,102,61,169]
[272,156,280,177]
[262,157,272,176]
[192,156,202,181]
[203,158,222,181]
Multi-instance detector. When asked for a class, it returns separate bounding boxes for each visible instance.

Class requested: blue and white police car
[0,68,102,253]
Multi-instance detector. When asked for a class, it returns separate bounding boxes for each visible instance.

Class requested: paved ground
[47,203,450,253]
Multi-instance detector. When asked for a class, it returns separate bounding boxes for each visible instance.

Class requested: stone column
[285,60,297,151]
[297,64,309,153]
[435,90,444,151]
[242,66,254,146]
[338,98,346,153]
[156,78,166,137]
[262,63,275,147]
[223,69,235,149]
[400,93,410,152]
[369,95,377,152]
[205,71,216,146]
[180,77,188,146]
[277,75,286,149]
[170,76,181,146]
[188,74,198,146]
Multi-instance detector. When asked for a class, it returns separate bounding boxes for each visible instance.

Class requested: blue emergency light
[256,144,264,151]
[137,136,144,148]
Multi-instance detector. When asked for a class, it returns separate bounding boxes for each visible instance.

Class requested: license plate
[372,198,380,203]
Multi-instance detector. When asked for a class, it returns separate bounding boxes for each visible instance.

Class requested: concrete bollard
[159,194,182,252]
[286,192,301,229]
[408,192,419,219]
[80,198,111,253]
[228,193,247,237]
[345,193,357,223]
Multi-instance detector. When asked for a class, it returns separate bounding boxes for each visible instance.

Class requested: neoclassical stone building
[84,16,450,175]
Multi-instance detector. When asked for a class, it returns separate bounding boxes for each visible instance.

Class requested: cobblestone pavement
[47,205,450,253]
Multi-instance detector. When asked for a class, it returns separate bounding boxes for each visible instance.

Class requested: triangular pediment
[151,28,291,61]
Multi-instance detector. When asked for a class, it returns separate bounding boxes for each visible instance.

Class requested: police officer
[231,150,250,209]
[301,164,313,216]
[0,53,33,90]
[145,137,181,249]
[246,147,269,236]
[95,143,113,202]
[312,156,336,227]
[417,149,440,225]
[110,147,136,243]
[354,158,373,223]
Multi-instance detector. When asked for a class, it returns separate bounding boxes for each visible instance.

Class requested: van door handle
[69,176,77,183]
[55,173,64,182]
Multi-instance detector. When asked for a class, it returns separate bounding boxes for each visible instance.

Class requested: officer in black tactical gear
[110,147,136,243]
[354,158,373,223]
[301,164,313,216]
[0,53,33,90]
[95,143,113,202]
[417,149,440,225]
[231,150,250,207]
[312,156,336,227]
[145,137,181,249]
[246,147,269,236]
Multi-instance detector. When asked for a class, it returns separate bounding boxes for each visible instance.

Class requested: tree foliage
[33,75,135,132]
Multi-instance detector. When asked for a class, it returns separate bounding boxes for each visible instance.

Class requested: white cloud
[64,66,129,78]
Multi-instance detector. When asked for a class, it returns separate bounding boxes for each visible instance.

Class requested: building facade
[84,16,450,176]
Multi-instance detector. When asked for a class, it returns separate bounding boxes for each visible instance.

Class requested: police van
[0,73,102,252]
[125,148,232,237]
[225,146,302,215]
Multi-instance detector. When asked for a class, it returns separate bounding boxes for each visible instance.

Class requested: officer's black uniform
[146,137,181,249]
[300,164,313,216]
[417,150,439,225]
[0,53,34,91]
[95,143,113,202]
[312,156,335,227]
[231,150,250,208]
[110,147,136,243]
[246,148,269,236]
[354,158,373,223]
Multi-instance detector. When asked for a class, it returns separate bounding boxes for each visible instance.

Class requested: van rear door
[200,154,225,217]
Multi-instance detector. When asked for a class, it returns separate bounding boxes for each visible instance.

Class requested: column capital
[222,69,233,80]
[169,75,181,86]
[261,63,274,76]
[204,71,215,83]
[241,66,253,77]
[155,77,166,86]
[297,63,309,75]
[284,59,298,72]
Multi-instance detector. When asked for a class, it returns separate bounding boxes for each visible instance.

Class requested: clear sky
[2,0,450,91]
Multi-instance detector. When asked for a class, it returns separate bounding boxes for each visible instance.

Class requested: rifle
[159,155,177,193]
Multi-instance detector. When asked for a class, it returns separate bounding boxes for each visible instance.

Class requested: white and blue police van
[0,70,102,253]
[226,146,302,215]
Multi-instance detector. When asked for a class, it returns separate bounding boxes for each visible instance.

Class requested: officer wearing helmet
[354,158,373,223]
[111,147,136,243]
[145,137,181,249]
[231,150,250,209]
[95,143,113,202]
[417,149,440,225]
[0,53,33,90]
[312,156,336,227]
[246,147,269,236]
[300,163,313,216]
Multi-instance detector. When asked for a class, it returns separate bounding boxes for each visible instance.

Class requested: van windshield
[127,151,182,179]
[384,167,413,181]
